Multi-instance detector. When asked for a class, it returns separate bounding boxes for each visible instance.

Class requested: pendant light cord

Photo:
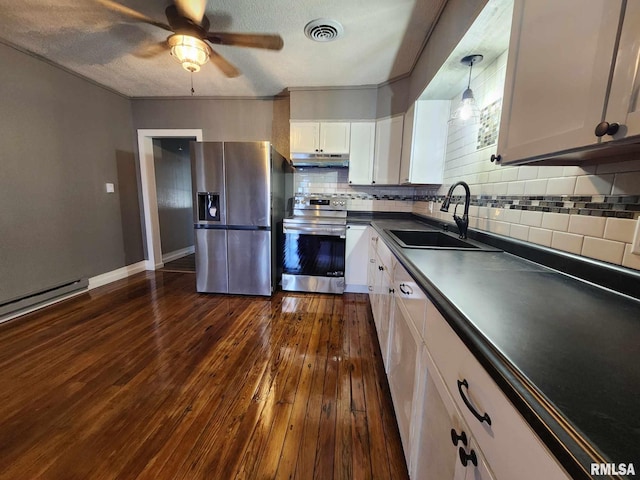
[190,72,195,96]
[467,59,473,89]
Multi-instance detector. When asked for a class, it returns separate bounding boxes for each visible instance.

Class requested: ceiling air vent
[304,19,344,42]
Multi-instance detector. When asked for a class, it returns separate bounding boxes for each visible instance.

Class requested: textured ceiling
[0,0,448,97]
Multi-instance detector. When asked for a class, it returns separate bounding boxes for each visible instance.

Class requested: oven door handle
[283,224,347,236]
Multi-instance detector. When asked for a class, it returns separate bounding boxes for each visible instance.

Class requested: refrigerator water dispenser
[197,192,220,221]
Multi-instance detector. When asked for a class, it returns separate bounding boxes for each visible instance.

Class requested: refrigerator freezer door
[195,229,228,293]
[228,230,271,295]
[224,142,271,227]
[191,142,226,224]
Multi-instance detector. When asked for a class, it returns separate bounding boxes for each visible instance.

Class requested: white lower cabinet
[388,298,423,467]
[366,234,571,480]
[412,347,495,480]
[425,299,570,480]
[367,231,395,370]
[345,224,369,293]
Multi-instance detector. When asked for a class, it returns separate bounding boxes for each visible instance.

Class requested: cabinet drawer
[425,303,570,480]
[393,262,427,340]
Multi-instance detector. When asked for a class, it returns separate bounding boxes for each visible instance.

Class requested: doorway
[137,129,203,270]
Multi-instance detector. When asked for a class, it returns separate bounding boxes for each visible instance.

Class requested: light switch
[105,183,115,193]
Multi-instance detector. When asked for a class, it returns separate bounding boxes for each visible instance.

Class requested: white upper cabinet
[290,121,350,154]
[497,0,624,164]
[290,122,320,153]
[373,115,404,184]
[604,2,640,142]
[348,122,376,184]
[399,100,450,184]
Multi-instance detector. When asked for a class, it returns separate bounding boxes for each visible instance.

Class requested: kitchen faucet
[440,181,471,239]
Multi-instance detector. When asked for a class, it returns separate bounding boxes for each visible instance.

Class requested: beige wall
[289,87,378,121]
[0,41,140,305]
[131,98,274,141]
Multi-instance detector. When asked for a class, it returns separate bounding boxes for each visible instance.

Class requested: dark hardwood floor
[0,271,408,479]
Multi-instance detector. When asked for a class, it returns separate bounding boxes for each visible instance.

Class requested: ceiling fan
[96,0,284,77]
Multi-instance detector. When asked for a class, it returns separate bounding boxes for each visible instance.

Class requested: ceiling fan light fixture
[168,34,210,73]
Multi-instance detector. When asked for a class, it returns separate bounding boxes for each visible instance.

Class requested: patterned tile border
[414,194,640,219]
[308,192,415,201]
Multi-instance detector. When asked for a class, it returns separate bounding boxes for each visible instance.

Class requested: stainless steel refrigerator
[191,141,293,296]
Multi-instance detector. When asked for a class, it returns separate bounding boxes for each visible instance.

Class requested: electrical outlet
[632,217,640,255]
[105,183,115,193]
[429,201,434,213]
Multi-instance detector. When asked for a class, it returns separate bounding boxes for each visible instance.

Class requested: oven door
[282,223,346,293]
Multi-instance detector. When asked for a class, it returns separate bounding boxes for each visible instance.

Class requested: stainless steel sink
[386,229,500,251]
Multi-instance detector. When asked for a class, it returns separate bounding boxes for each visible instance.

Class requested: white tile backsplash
[604,218,637,243]
[510,224,529,241]
[568,215,606,237]
[612,172,640,195]
[541,212,570,232]
[528,228,553,247]
[546,177,577,195]
[551,231,584,255]
[622,244,640,270]
[520,210,543,227]
[574,174,614,195]
[581,237,625,264]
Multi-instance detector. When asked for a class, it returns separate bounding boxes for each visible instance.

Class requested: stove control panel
[294,194,347,210]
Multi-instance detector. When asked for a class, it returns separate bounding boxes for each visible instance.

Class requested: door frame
[137,129,204,270]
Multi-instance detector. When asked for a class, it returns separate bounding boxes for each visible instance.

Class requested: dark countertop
[369,218,640,479]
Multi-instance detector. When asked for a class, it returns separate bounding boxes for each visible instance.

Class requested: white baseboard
[88,261,148,290]
[162,245,195,263]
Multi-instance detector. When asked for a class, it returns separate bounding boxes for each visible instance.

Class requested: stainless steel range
[282,194,347,294]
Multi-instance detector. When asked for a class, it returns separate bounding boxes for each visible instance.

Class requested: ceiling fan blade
[96,0,173,32]
[174,0,206,25]
[206,32,284,51]
[134,41,168,59]
[209,49,241,78]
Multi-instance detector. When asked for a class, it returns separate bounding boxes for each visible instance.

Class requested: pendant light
[449,54,483,125]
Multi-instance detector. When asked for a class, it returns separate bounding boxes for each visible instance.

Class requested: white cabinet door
[604,2,640,141]
[319,122,350,153]
[290,122,320,153]
[400,100,449,184]
[345,224,369,292]
[348,122,375,185]
[497,0,623,164]
[388,299,422,466]
[367,231,378,302]
[413,346,495,480]
[412,361,468,480]
[424,298,570,480]
[373,115,404,184]
[290,122,349,154]
[375,259,394,371]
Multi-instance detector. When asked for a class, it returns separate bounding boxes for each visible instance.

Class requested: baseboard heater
[0,278,89,318]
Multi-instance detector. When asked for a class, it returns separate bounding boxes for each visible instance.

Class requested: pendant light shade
[168,34,210,73]
[449,54,483,126]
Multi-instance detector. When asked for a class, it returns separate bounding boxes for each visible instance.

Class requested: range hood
[290,152,349,167]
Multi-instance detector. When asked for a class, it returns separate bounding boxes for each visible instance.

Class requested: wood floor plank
[0,272,408,480]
